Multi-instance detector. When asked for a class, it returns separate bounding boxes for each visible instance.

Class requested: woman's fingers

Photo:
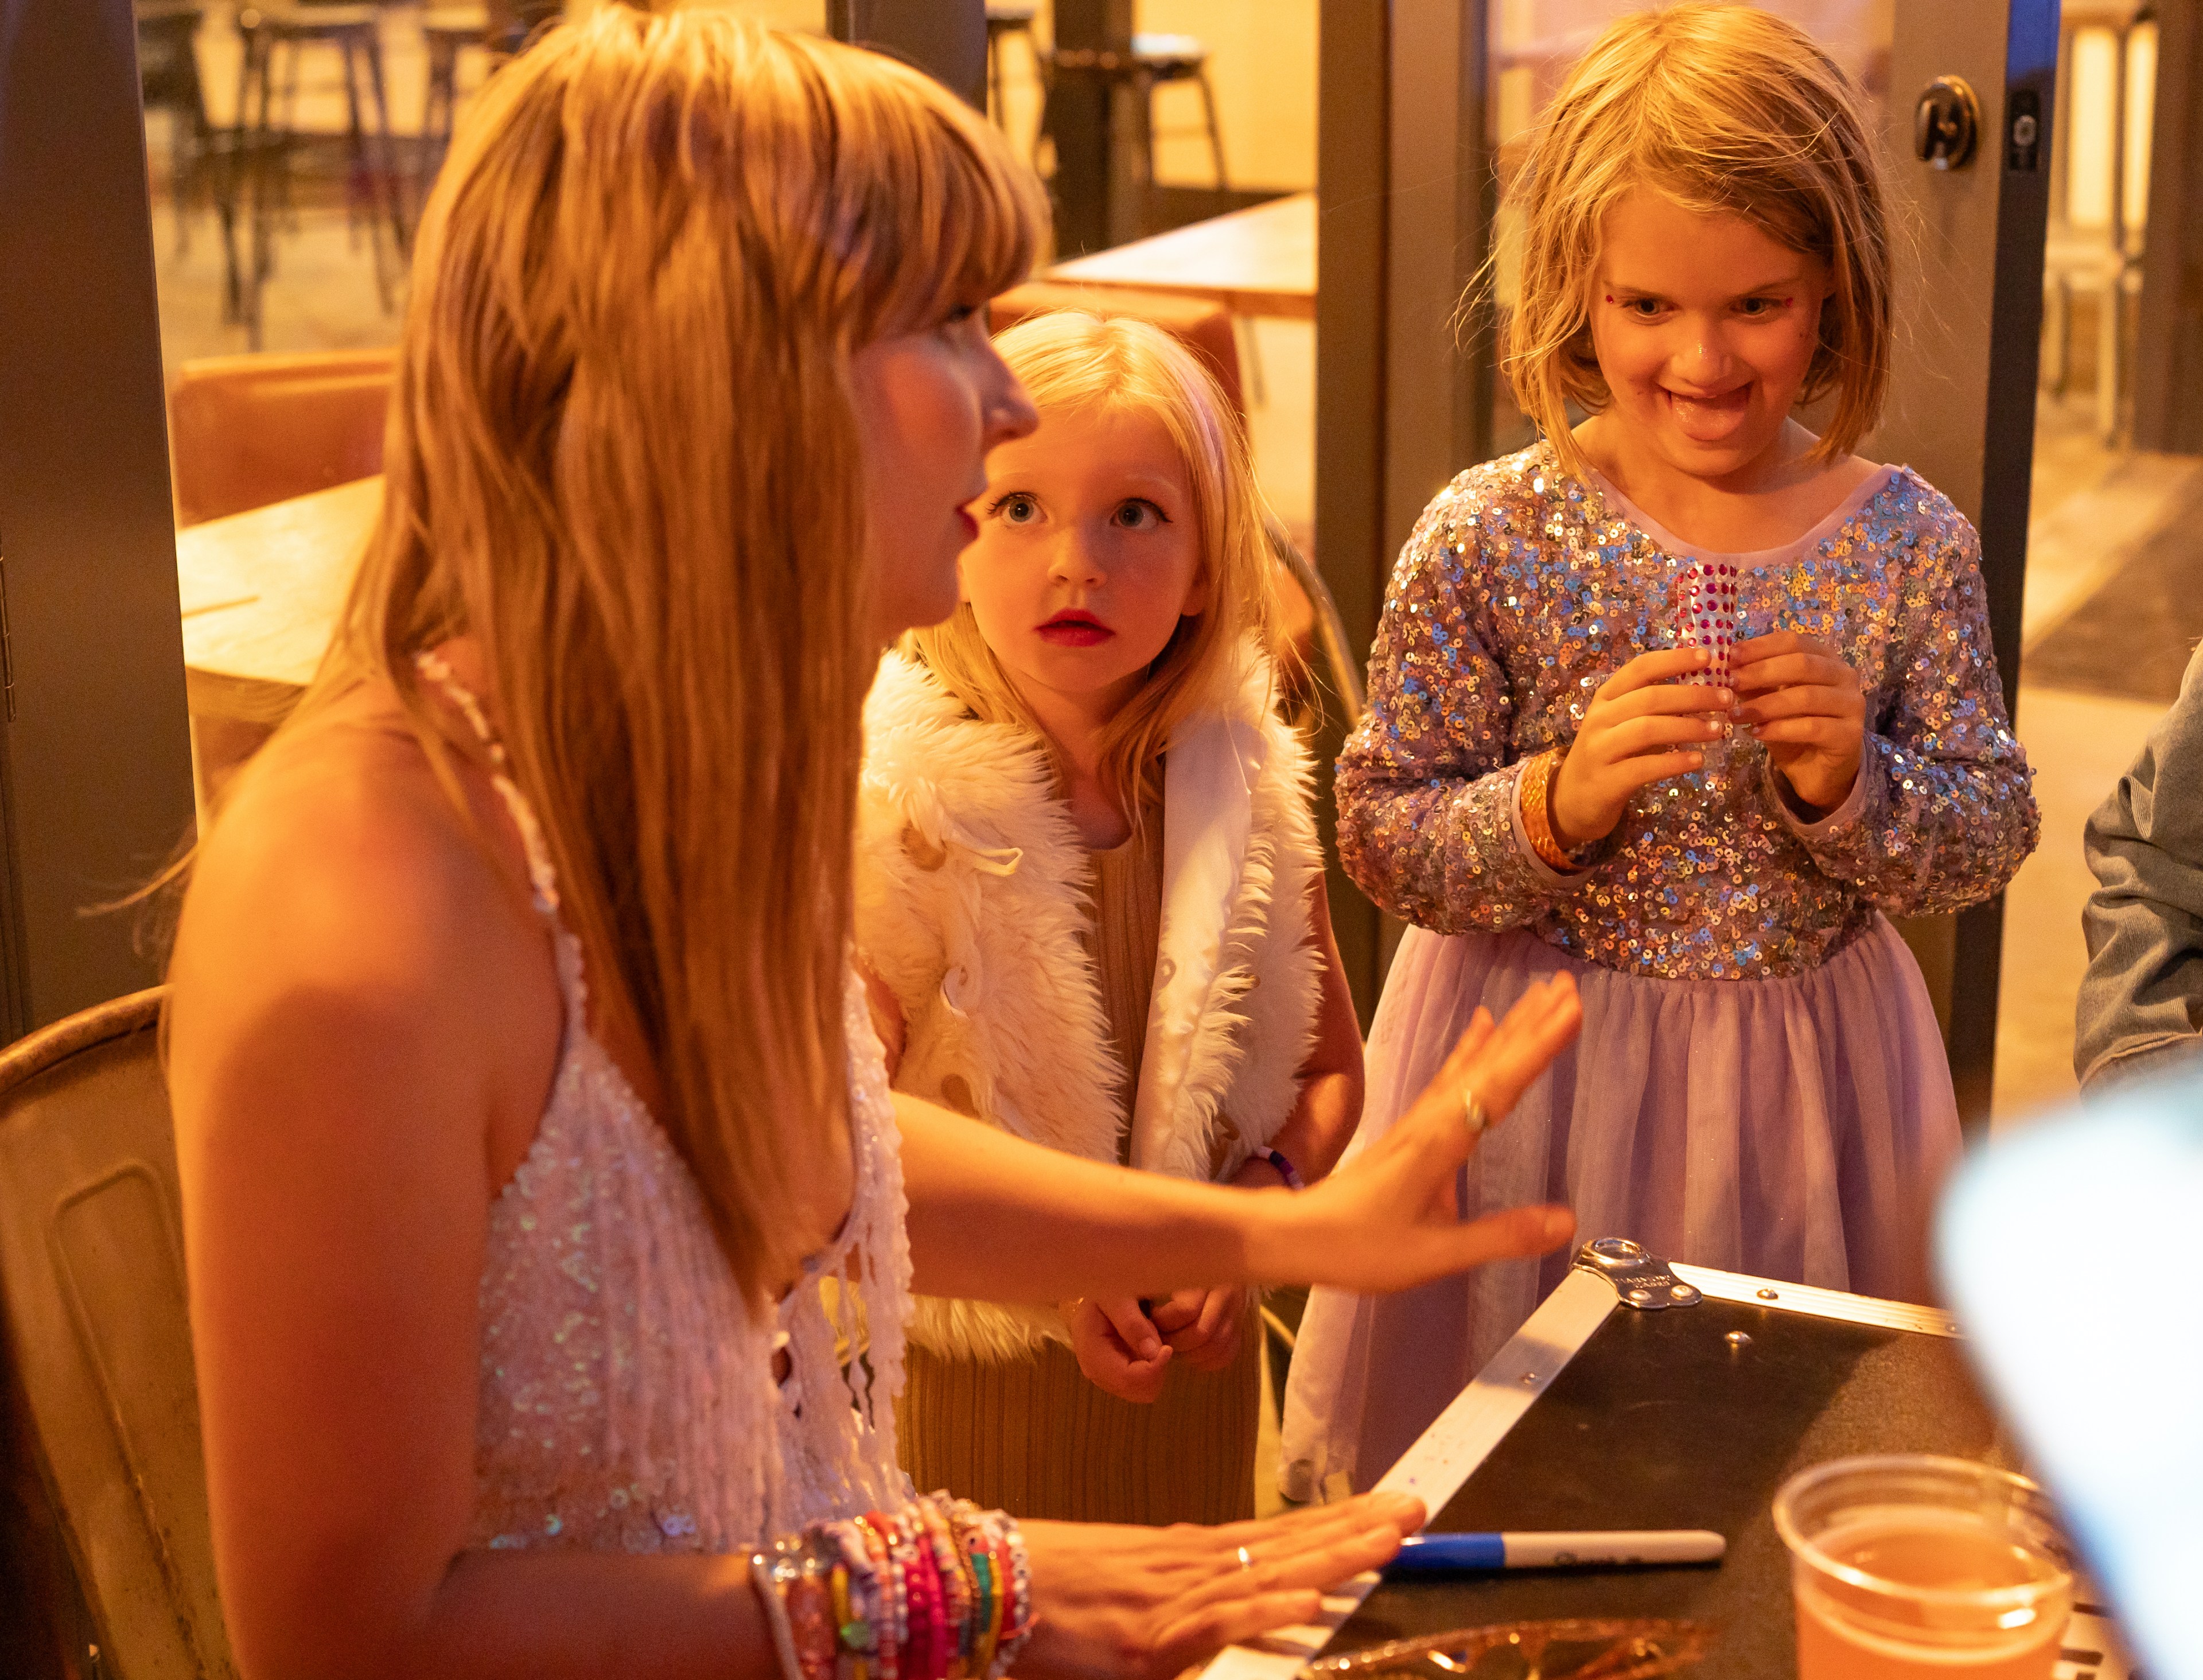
[1185,1511,1416,1596]
[1150,1590,1329,1676]
[1434,1007,1496,1086]
[1383,1203,1575,1290]
[1202,1491,1425,1560]
[1458,975,1583,1120]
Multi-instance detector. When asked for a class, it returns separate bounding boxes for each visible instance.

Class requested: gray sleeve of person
[2076,643,2203,1088]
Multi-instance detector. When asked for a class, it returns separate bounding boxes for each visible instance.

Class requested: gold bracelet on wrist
[1520,748,1586,874]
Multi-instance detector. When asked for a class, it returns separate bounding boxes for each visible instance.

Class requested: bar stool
[134,2,215,254]
[984,3,1039,130]
[1039,32,1229,195]
[421,5,490,205]
[229,2,411,347]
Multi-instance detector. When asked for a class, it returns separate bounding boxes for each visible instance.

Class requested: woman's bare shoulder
[168,685,561,1142]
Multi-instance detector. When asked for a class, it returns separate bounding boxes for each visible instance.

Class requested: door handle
[1914,75,1982,170]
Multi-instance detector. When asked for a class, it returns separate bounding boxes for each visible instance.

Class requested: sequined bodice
[1338,444,2037,981]
[421,656,914,1555]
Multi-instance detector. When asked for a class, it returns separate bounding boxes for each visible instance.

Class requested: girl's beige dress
[857,645,1324,1526]
[897,812,1262,1525]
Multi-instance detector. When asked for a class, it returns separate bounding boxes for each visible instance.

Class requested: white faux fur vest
[855,647,1325,1361]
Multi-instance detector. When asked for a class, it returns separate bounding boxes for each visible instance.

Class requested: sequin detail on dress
[1337,444,2038,979]
[412,652,914,1554]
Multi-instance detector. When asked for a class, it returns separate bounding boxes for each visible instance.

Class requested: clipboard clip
[1573,1238,1702,1311]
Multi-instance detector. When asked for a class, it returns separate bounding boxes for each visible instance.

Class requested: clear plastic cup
[1773,1455,2074,1680]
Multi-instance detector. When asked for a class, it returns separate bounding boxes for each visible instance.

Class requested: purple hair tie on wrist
[1252,1146,1305,1190]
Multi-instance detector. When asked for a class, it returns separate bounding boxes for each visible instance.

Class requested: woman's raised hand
[1018,1492,1426,1680]
[1548,648,1732,850]
[1274,975,1583,1294]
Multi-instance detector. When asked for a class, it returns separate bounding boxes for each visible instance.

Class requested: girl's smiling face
[1586,189,1832,486]
[960,402,1209,722]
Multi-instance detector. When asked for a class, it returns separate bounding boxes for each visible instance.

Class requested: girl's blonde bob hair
[909,310,1279,817]
[292,10,1044,1308]
[1505,3,1891,479]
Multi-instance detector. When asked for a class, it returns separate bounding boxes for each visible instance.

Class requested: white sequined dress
[422,656,915,1555]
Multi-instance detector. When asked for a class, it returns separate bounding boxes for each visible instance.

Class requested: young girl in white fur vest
[857,312,1364,1525]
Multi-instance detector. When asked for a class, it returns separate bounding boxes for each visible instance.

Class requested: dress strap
[413,648,564,924]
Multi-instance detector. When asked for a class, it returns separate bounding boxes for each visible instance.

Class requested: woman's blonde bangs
[1502,3,1892,479]
[784,33,1047,341]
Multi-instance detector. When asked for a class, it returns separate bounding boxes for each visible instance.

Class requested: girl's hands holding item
[1273,975,1583,1291]
[1548,648,1733,850]
[1149,1286,1243,1374]
[1019,1492,1427,1680]
[1730,631,1865,815]
[1067,1296,1174,1403]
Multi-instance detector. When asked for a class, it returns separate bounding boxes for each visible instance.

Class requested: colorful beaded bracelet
[750,1495,1034,1680]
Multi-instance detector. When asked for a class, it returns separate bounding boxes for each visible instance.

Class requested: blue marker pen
[1387,1530,1726,1573]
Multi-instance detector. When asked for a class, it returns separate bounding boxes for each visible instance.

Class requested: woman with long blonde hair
[166,14,1581,1679]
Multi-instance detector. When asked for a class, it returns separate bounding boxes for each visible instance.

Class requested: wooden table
[1045,191,1315,321]
[176,473,380,723]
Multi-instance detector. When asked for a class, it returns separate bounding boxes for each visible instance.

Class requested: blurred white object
[1940,1078,2203,1680]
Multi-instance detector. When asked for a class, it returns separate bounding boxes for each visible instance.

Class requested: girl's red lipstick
[1038,609,1112,648]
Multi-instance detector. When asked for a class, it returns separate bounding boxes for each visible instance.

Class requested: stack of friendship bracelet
[750,1494,1034,1680]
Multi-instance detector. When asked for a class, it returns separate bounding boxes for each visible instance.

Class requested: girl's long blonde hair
[1503,3,1891,479]
[909,311,1279,818]
[289,10,1043,1308]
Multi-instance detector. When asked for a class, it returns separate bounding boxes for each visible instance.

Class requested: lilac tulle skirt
[1279,914,1960,1500]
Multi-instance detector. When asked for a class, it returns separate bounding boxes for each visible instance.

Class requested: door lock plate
[1915,75,1982,170]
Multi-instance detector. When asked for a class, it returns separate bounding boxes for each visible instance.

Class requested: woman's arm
[901,974,1581,1304]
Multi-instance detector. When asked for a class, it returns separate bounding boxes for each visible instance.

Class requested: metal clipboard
[1208,1239,2138,1680]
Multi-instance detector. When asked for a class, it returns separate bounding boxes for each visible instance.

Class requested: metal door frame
[0,0,198,1040]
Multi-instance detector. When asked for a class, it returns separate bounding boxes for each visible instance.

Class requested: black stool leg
[216,20,256,329]
[362,32,411,260]
[339,34,371,252]
[244,33,289,348]
[1194,63,1227,191]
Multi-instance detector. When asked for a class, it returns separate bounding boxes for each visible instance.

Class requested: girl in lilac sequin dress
[1282,5,2038,1498]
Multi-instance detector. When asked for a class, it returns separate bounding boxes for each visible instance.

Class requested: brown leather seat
[0,990,236,1678]
[988,280,1246,418]
[168,348,396,527]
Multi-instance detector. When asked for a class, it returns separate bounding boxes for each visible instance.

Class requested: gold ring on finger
[1462,1085,1488,1141]
[1236,1546,1255,1572]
